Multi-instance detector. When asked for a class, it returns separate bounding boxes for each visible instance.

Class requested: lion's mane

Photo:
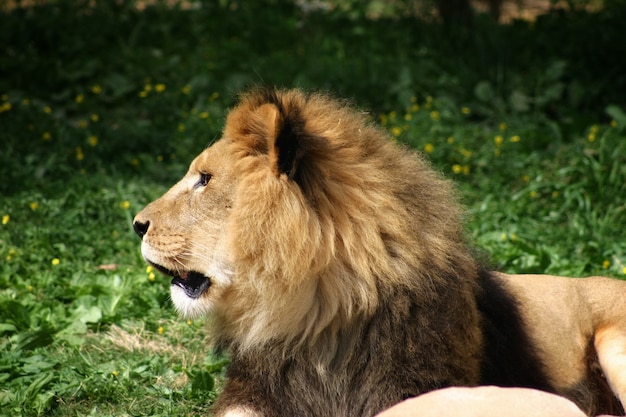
[218,89,480,351]
[206,89,501,416]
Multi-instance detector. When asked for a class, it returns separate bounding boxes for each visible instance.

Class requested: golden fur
[133,88,626,417]
[496,273,626,415]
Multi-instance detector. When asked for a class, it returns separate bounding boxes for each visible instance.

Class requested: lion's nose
[133,220,150,239]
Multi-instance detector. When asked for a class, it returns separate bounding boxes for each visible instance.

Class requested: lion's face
[133,139,237,319]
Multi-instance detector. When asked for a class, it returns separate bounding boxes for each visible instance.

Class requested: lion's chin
[170,284,214,319]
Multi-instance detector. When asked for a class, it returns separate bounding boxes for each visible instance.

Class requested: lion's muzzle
[132,219,212,299]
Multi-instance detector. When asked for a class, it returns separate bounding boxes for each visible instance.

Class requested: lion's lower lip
[171,271,211,299]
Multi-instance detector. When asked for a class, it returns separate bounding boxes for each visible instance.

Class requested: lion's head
[133,88,476,352]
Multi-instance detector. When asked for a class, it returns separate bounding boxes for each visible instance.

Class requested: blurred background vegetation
[1,1,625,415]
[1,0,625,192]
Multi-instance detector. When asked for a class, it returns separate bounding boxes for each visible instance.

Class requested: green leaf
[0,300,31,331]
[509,90,530,113]
[606,105,626,132]
[76,305,103,324]
[0,323,17,335]
[190,370,214,393]
[14,328,55,351]
[474,81,494,103]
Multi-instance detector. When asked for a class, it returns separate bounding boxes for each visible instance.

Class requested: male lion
[133,88,626,417]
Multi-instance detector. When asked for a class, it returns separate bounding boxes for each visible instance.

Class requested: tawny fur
[134,88,626,417]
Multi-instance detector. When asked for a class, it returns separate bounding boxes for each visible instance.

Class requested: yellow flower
[91,85,102,94]
[90,113,99,122]
[2,214,9,225]
[131,158,140,166]
[602,260,610,269]
[510,135,520,143]
[181,85,191,95]
[187,319,193,326]
[499,122,507,131]
[52,258,60,266]
[29,202,39,211]
[461,107,471,115]
[424,143,434,154]
[21,99,30,106]
[119,201,130,210]
[551,191,559,198]
[500,233,507,241]
[610,120,618,128]
[462,165,470,175]
[156,155,164,162]
[459,148,472,158]
[404,113,412,121]
[199,111,209,119]
[42,132,51,141]
[390,126,402,137]
[587,133,596,142]
[88,135,98,147]
[157,326,165,335]
[43,106,52,114]
[139,90,148,98]
[0,102,11,113]
[155,83,166,93]
[429,111,440,122]
[146,265,154,274]
[494,135,504,146]
[6,248,16,261]
[447,137,454,144]
[452,164,462,174]
[178,123,185,132]
[112,370,119,377]
[410,104,419,113]
[75,94,84,103]
[510,233,518,241]
[78,119,88,128]
[623,267,626,275]
[148,272,156,281]
[76,147,84,161]
[530,190,538,198]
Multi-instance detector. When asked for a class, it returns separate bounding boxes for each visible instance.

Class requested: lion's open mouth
[150,263,211,299]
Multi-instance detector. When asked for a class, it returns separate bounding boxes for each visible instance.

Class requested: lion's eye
[196,172,212,188]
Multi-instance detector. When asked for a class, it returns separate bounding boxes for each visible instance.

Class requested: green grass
[1,1,626,416]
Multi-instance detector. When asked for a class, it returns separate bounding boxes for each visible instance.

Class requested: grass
[1,1,626,416]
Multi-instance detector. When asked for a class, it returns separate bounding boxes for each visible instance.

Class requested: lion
[133,88,626,417]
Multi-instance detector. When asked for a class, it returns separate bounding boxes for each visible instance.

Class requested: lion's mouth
[150,263,211,299]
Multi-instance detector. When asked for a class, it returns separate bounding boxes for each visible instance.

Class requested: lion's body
[496,273,626,415]
[133,88,626,417]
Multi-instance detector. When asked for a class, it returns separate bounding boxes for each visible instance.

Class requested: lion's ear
[264,103,304,179]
